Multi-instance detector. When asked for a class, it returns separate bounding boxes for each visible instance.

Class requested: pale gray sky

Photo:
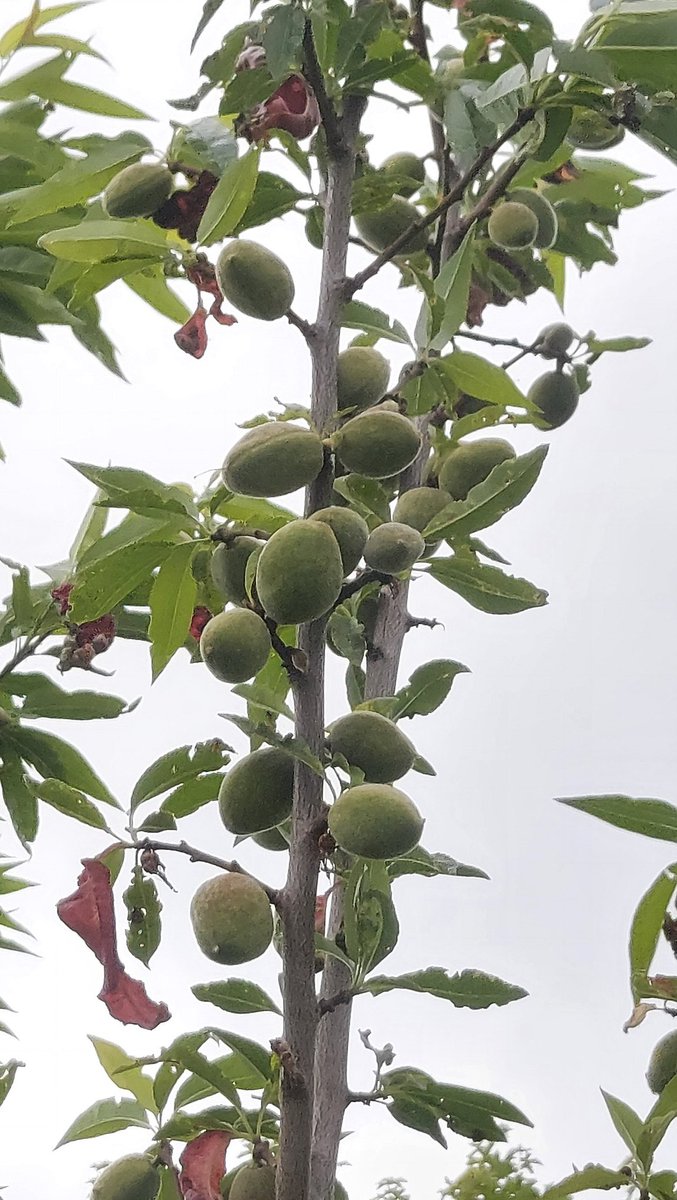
[2,1,677,1197]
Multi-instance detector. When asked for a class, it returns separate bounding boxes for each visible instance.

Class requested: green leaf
[192,980,281,1016]
[438,349,528,408]
[56,1096,150,1147]
[131,741,231,812]
[387,1095,447,1147]
[39,219,169,263]
[629,865,677,1000]
[557,794,677,843]
[263,6,306,78]
[341,300,411,345]
[649,1170,677,1200]
[0,748,38,848]
[585,335,652,353]
[542,1166,631,1200]
[235,172,305,234]
[231,681,295,722]
[600,1090,642,1159]
[637,1074,677,1169]
[68,493,109,567]
[0,1059,22,1108]
[390,659,470,720]
[363,967,527,1008]
[315,933,355,971]
[125,266,191,325]
[211,492,296,532]
[69,540,173,623]
[34,778,112,832]
[0,4,91,56]
[197,148,260,246]
[424,447,549,541]
[435,1082,532,1137]
[0,361,21,406]
[430,230,476,351]
[326,609,367,667]
[68,461,198,521]
[331,475,391,523]
[159,773,224,819]
[6,726,118,807]
[149,542,198,680]
[3,672,128,720]
[388,846,489,880]
[88,1036,158,1115]
[212,1030,272,1084]
[123,867,162,967]
[427,556,548,615]
[192,0,226,50]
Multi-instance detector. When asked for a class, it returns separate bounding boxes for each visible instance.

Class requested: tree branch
[114,839,280,904]
[0,632,49,680]
[302,20,345,158]
[343,108,535,300]
[287,308,316,342]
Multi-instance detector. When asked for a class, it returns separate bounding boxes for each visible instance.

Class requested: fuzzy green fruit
[536,323,575,359]
[567,108,624,151]
[337,347,390,412]
[102,164,173,220]
[256,519,344,624]
[91,1154,160,1200]
[200,609,270,683]
[230,1163,276,1200]
[438,438,515,501]
[487,201,539,250]
[329,783,424,859]
[380,152,426,198]
[309,506,369,575]
[355,197,428,255]
[333,1184,349,1200]
[364,522,425,573]
[393,487,451,548]
[211,537,264,605]
[328,710,416,782]
[507,187,559,250]
[333,410,421,479]
[253,821,291,851]
[219,746,294,835]
[221,1168,241,1199]
[216,240,295,320]
[223,422,324,498]
[190,873,273,965]
[647,1029,677,1094]
[528,371,579,429]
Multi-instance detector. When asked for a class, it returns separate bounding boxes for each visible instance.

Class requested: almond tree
[1,2,676,1199]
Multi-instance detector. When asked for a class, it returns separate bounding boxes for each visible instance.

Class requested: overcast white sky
[2,1,677,1197]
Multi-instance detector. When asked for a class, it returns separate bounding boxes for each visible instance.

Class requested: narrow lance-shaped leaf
[557,795,677,843]
[600,1090,643,1159]
[149,541,198,680]
[427,556,548,615]
[541,1165,632,1200]
[56,1096,150,1147]
[629,865,677,1001]
[362,967,528,1009]
[34,778,113,832]
[123,867,162,968]
[424,447,549,541]
[192,980,282,1016]
[88,1035,159,1115]
[197,147,260,246]
[430,229,476,351]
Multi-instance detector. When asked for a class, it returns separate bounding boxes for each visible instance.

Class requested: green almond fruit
[393,487,451,549]
[528,371,579,429]
[200,609,271,684]
[102,163,173,220]
[438,438,515,501]
[337,346,391,412]
[487,201,539,250]
[223,422,324,498]
[647,1029,677,1094]
[309,506,369,575]
[380,152,426,198]
[92,1154,161,1200]
[211,537,264,605]
[567,108,624,151]
[190,873,273,965]
[256,519,344,625]
[329,783,424,859]
[216,239,295,320]
[328,710,416,782]
[219,746,294,835]
[507,187,559,250]
[363,522,425,574]
[229,1163,276,1200]
[355,196,428,255]
[333,410,421,479]
[253,821,291,851]
[535,323,575,359]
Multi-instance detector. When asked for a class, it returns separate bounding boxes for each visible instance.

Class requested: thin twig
[317,988,354,1017]
[335,569,392,607]
[405,614,443,630]
[456,329,536,353]
[287,308,316,342]
[302,20,346,157]
[0,632,49,681]
[343,109,535,299]
[264,616,307,681]
[113,838,280,904]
